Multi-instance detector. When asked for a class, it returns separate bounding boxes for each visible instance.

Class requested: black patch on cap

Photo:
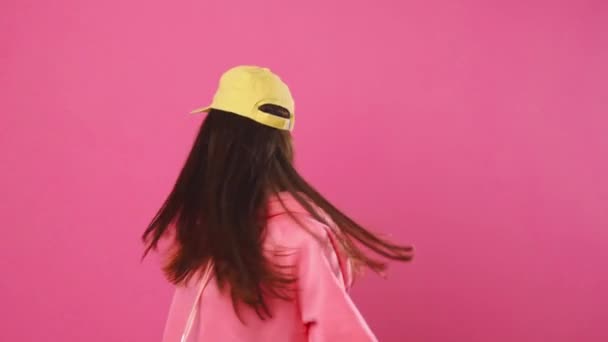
[258,104,291,119]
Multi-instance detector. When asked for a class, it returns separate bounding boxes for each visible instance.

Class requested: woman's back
[162,194,376,342]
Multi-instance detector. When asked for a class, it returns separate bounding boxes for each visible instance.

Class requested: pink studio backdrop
[1,1,607,341]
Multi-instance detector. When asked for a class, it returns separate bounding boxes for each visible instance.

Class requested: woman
[143,66,413,342]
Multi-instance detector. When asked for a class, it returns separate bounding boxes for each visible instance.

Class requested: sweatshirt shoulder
[265,212,330,249]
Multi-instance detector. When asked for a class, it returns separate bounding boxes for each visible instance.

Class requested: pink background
[1,1,607,341]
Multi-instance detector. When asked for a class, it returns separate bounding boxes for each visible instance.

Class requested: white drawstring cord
[181,263,213,342]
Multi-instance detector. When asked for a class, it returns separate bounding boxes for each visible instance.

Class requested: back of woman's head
[143,106,413,319]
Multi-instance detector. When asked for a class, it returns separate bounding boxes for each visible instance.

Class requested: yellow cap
[190,66,295,131]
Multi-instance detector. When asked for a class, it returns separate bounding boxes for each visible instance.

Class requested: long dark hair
[143,106,413,318]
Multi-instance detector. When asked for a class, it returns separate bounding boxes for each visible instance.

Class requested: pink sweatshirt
[161,194,378,342]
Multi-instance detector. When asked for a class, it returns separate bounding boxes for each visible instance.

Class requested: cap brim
[190,106,211,114]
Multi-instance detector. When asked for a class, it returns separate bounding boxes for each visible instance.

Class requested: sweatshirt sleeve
[295,222,378,342]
